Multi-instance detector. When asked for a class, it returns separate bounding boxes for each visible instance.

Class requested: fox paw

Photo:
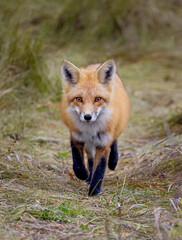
[74,167,89,180]
[88,185,101,196]
[108,159,118,170]
[108,140,118,170]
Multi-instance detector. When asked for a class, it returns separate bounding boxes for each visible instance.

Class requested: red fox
[60,60,130,196]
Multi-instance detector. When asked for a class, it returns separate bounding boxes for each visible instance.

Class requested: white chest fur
[72,129,111,157]
[68,105,111,157]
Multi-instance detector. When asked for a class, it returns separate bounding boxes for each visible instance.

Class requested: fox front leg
[108,139,118,170]
[71,140,88,180]
[89,147,109,196]
[85,157,93,184]
[85,149,94,184]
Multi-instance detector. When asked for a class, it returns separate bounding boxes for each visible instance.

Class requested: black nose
[84,114,92,121]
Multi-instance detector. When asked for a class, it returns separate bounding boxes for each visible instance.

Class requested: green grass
[31,200,95,223]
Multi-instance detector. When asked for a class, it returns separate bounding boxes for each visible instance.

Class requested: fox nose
[84,114,92,121]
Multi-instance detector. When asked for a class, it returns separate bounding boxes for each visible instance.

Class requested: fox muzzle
[84,114,92,121]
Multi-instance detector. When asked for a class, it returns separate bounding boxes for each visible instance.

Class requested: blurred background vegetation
[0,0,182,104]
[0,1,182,239]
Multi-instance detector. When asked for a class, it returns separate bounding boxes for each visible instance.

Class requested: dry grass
[55,0,182,49]
[1,57,182,239]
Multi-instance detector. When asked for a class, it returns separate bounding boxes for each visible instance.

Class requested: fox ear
[61,60,81,88]
[95,59,116,85]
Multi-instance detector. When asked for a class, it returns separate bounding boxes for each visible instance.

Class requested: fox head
[61,60,116,124]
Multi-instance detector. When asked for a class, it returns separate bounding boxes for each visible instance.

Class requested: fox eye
[75,97,82,102]
[95,97,102,102]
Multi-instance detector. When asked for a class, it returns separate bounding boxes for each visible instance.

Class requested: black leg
[71,140,88,180]
[89,157,106,196]
[108,139,118,170]
[86,158,93,184]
